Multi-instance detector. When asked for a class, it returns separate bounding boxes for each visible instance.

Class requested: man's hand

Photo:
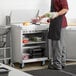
[38,16,42,21]
[41,12,59,19]
[51,12,59,19]
[38,12,52,20]
[38,12,59,21]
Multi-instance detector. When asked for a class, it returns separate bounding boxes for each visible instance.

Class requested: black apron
[48,0,63,40]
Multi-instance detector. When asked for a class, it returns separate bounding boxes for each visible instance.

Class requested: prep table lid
[10,9,49,31]
[12,23,49,31]
[10,9,38,24]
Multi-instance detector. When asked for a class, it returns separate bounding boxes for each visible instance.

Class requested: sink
[0,26,11,35]
[0,67,10,76]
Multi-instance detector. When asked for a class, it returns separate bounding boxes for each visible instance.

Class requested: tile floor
[14,61,76,71]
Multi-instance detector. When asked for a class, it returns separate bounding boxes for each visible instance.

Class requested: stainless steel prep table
[11,23,49,68]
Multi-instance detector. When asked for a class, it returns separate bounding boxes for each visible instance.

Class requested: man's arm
[52,8,68,19]
[39,8,68,20]
[58,8,68,16]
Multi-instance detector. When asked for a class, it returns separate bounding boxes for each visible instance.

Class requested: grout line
[61,70,76,76]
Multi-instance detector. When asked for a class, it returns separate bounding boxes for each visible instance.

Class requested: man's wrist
[57,12,60,16]
[51,12,59,19]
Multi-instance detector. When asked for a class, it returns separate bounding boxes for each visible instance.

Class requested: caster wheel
[41,61,45,66]
[20,63,24,69]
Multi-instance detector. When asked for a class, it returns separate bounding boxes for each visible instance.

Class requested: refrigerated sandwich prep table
[9,10,49,68]
[11,24,49,68]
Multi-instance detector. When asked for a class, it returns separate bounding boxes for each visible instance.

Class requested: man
[38,0,69,70]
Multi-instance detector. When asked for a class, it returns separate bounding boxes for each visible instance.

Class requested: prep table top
[11,23,49,31]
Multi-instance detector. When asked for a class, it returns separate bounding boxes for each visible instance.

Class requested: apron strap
[48,0,63,40]
[51,0,55,12]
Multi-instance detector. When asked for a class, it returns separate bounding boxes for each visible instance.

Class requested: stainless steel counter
[49,26,76,61]
[0,63,33,76]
